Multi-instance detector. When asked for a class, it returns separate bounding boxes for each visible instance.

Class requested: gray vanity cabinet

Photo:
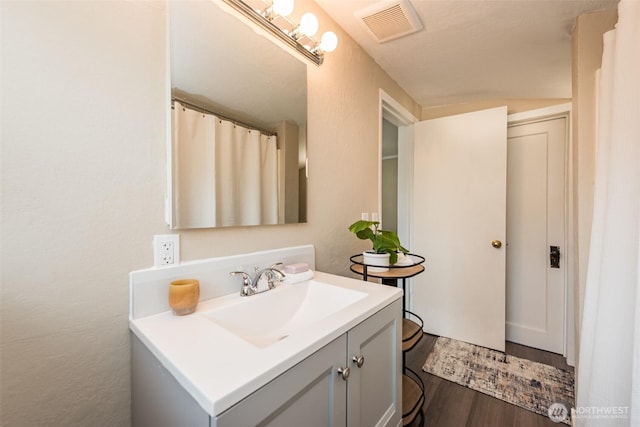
[132,299,401,427]
[216,299,402,427]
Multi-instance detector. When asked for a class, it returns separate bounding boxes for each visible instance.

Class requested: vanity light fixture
[272,0,294,17]
[297,12,319,37]
[222,0,338,65]
[318,31,338,53]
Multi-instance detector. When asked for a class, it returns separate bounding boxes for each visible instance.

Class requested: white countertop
[129,271,402,417]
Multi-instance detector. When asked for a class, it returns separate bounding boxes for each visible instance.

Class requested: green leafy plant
[348,220,408,265]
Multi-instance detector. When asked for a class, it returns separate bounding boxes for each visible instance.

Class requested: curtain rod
[171,97,277,137]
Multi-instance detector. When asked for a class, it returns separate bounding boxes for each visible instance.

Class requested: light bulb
[320,31,338,52]
[299,13,319,37]
[272,0,294,17]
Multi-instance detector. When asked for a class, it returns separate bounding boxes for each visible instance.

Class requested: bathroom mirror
[168,0,307,229]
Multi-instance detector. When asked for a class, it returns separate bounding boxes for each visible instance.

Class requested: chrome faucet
[230,263,286,297]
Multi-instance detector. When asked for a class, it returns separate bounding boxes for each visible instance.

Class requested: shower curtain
[173,101,278,228]
[577,1,640,425]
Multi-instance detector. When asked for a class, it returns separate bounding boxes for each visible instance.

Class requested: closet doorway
[381,119,399,233]
[379,90,419,313]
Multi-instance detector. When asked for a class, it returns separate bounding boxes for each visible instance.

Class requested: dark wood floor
[405,333,574,427]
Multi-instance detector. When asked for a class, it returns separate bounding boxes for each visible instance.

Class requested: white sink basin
[201,280,367,348]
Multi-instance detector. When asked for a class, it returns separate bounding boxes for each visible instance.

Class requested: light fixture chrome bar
[222,0,324,66]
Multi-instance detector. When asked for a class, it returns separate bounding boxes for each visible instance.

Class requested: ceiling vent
[355,0,423,43]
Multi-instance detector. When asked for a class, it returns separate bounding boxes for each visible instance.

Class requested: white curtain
[578,1,640,426]
[173,101,278,228]
[173,102,216,228]
[214,117,278,226]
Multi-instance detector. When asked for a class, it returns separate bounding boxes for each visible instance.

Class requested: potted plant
[348,220,409,271]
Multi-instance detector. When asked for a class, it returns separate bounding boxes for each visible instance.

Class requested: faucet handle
[230,271,250,281]
[269,263,285,278]
[230,271,254,296]
[268,264,285,288]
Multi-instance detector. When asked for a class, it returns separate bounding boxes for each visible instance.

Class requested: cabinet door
[347,300,402,427]
[214,335,347,427]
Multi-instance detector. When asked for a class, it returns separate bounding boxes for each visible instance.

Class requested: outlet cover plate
[153,234,180,267]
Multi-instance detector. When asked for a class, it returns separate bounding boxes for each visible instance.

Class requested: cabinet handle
[352,355,365,368]
[337,366,350,381]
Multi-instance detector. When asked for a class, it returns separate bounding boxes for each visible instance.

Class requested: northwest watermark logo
[576,405,630,419]
[548,402,631,423]
[548,403,569,423]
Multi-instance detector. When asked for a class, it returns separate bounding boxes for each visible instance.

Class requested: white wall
[0,0,420,425]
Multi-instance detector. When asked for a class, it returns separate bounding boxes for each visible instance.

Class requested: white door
[506,117,566,354]
[412,107,508,352]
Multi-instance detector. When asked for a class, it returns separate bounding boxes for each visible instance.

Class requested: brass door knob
[491,240,502,249]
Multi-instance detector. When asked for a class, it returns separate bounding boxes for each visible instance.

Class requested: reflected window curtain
[577,1,640,426]
[172,101,216,228]
[214,118,278,226]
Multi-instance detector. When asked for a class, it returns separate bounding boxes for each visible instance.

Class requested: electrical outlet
[153,234,180,267]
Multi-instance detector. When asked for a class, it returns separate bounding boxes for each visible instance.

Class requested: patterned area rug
[422,337,574,424]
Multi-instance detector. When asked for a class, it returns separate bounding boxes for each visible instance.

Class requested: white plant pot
[362,251,391,272]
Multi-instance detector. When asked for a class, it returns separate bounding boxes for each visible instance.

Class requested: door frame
[507,103,574,365]
[378,89,418,245]
[378,90,417,312]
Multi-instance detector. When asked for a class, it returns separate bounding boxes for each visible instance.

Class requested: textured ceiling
[316,0,619,108]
